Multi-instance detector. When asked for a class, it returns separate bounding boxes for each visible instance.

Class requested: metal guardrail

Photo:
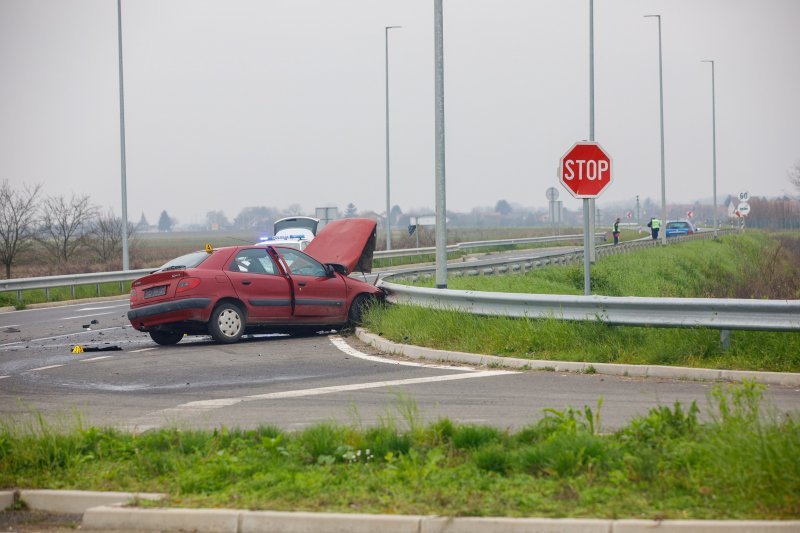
[378,281,800,332]
[377,229,800,333]
[373,233,605,260]
[0,269,151,302]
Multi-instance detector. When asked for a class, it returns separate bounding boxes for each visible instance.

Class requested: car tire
[347,294,375,326]
[149,329,184,345]
[208,302,245,344]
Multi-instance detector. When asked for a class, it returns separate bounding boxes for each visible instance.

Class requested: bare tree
[789,161,800,195]
[37,194,98,263]
[86,209,137,265]
[0,181,41,278]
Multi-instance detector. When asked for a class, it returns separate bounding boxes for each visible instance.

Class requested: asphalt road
[1,297,798,433]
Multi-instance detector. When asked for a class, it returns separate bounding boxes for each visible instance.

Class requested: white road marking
[82,356,114,362]
[0,326,133,349]
[0,375,9,380]
[129,348,156,353]
[26,364,64,372]
[78,304,129,311]
[121,370,517,433]
[328,335,478,371]
[59,311,117,321]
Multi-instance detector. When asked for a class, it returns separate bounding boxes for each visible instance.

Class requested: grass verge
[1,383,797,519]
[365,233,800,372]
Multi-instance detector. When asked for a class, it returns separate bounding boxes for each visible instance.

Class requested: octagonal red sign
[558,142,613,199]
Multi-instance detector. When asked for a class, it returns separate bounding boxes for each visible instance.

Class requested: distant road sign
[626,211,632,219]
[738,191,750,201]
[737,202,751,216]
[558,142,612,198]
[687,210,693,219]
[545,187,559,201]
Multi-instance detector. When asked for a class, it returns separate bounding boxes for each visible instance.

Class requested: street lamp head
[701,59,714,64]
[643,14,661,19]
[385,25,402,30]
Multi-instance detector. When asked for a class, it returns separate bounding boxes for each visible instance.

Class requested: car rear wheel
[209,302,245,343]
[348,294,375,326]
[149,329,184,345]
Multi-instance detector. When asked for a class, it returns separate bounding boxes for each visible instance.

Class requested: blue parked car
[664,220,695,237]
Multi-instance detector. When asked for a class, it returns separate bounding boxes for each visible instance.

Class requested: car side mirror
[326,263,348,276]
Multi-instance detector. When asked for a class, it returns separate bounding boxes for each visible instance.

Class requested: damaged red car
[127,218,383,345]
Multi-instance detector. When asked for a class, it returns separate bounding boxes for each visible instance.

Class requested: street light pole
[645,14,667,245]
[385,25,401,251]
[701,59,718,235]
[117,0,129,270]
[434,0,447,289]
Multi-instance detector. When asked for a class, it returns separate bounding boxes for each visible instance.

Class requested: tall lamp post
[434,0,447,289]
[384,25,401,251]
[701,59,718,235]
[117,0,129,270]
[645,14,667,245]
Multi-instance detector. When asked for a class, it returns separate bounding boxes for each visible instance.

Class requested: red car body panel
[127,221,382,341]
[304,218,377,274]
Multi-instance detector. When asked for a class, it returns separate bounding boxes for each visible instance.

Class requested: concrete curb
[14,489,164,514]
[4,491,799,532]
[355,328,800,387]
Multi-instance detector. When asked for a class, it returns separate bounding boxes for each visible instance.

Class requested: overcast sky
[1,0,799,226]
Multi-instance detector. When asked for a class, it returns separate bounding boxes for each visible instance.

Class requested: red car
[128,218,383,345]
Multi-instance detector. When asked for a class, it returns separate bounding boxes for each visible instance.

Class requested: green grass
[0,281,132,308]
[1,383,798,519]
[365,233,800,372]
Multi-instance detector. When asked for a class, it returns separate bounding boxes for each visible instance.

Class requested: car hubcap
[218,308,242,337]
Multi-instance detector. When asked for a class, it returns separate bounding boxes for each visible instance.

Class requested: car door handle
[241,280,252,285]
[298,282,306,287]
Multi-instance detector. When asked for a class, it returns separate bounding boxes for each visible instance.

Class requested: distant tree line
[0,181,137,278]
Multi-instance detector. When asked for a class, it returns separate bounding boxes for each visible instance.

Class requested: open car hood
[273,216,319,236]
[304,218,377,274]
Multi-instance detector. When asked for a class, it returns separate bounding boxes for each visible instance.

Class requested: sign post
[558,142,613,295]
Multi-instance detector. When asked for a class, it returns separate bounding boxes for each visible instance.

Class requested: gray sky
[2,0,799,226]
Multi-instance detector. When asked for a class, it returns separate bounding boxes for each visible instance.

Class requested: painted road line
[82,356,115,362]
[60,311,118,321]
[329,335,479,371]
[0,375,9,380]
[121,370,517,432]
[0,326,132,346]
[26,364,64,372]
[129,348,156,353]
[78,304,130,311]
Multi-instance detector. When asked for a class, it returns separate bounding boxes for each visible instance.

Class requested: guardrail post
[45,287,49,300]
[70,285,75,299]
[17,289,21,303]
[720,330,731,351]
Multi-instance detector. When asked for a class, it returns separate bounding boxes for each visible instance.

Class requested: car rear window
[156,251,210,271]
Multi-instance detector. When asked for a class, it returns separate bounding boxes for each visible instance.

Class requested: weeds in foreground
[1,383,797,519]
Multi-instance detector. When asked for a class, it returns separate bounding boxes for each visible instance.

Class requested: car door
[274,247,348,320]
[225,248,292,322]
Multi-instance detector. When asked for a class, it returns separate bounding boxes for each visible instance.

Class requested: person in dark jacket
[613,218,621,245]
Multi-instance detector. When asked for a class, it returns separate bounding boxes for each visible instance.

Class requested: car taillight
[130,289,137,302]
[176,278,201,293]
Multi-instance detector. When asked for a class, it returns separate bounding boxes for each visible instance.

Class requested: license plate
[144,285,168,298]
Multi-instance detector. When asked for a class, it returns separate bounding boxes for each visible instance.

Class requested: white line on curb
[329,334,480,371]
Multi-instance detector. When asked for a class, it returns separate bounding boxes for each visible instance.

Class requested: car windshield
[156,251,210,272]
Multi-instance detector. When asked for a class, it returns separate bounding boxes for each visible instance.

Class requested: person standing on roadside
[613,217,621,245]
[647,217,661,240]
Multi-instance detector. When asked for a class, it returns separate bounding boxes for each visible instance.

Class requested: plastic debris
[72,345,84,353]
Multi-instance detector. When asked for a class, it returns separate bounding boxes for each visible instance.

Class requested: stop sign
[558,142,613,198]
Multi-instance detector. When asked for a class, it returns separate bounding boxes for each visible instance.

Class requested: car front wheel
[209,302,245,343]
[149,329,184,345]
[348,294,375,326]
